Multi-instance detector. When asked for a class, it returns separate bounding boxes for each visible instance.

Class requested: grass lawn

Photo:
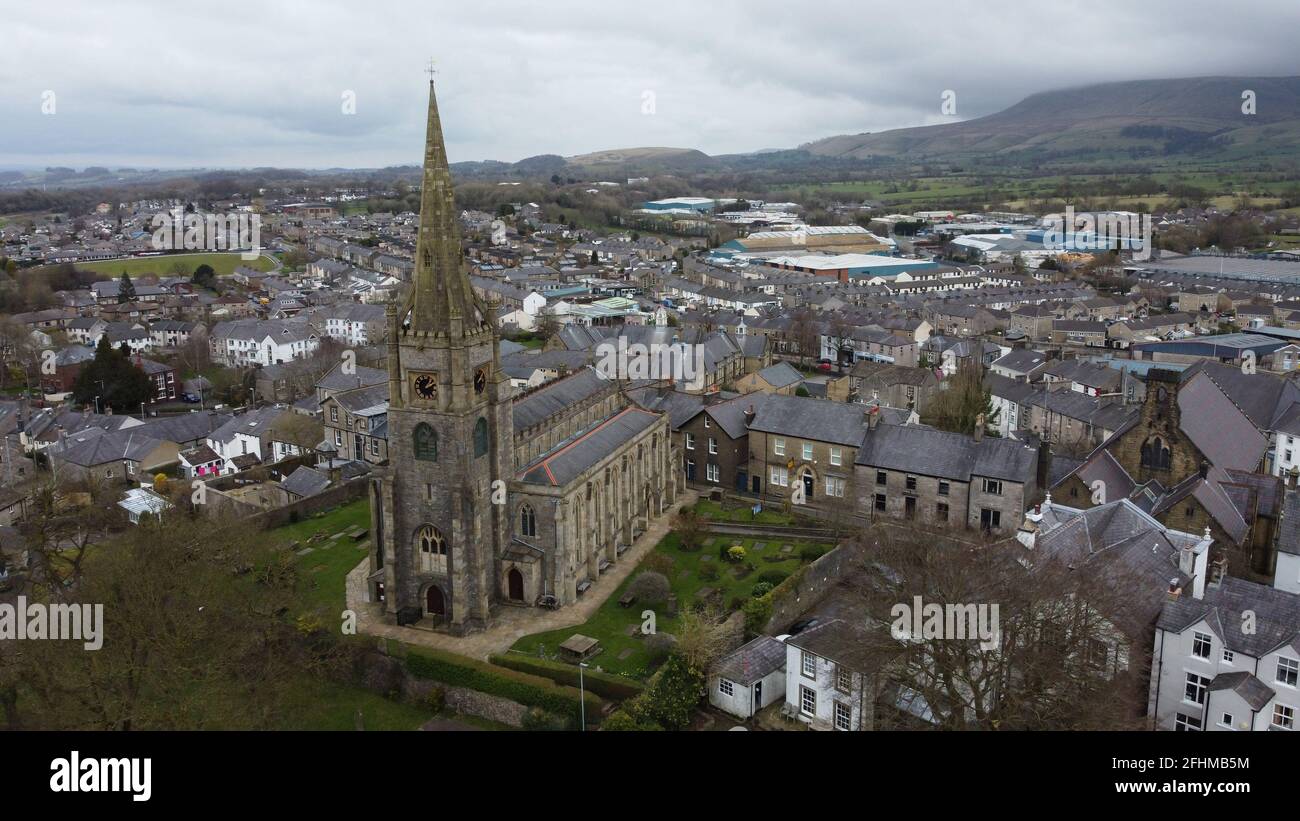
[693,497,798,526]
[276,676,438,731]
[264,498,373,614]
[79,252,277,278]
[509,531,830,681]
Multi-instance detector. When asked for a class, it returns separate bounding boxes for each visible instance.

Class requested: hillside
[801,76,1300,163]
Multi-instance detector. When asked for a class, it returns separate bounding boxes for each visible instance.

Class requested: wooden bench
[618,592,636,608]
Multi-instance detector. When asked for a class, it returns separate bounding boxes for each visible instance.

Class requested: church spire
[407,77,489,338]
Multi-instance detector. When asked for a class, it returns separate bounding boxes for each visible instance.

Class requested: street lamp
[578,662,589,731]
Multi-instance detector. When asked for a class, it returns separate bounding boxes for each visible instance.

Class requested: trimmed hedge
[400,645,603,724]
[490,654,644,701]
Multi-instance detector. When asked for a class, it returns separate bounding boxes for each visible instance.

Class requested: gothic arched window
[1141,436,1172,470]
[417,525,448,574]
[520,504,537,538]
[473,417,489,457]
[414,423,438,462]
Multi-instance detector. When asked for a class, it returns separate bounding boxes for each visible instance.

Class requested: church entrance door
[508,568,524,602]
[426,585,446,616]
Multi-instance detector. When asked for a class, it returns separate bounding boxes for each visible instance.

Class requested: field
[79,251,278,278]
[509,530,831,680]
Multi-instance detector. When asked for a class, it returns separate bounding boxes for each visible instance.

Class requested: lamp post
[578,662,589,731]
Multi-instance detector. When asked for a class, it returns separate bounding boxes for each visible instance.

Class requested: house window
[718,678,734,697]
[1219,712,1235,729]
[770,467,788,487]
[825,477,845,498]
[876,471,887,485]
[936,502,949,522]
[905,475,917,491]
[330,406,338,422]
[1278,657,1299,687]
[706,463,719,483]
[1192,631,1212,660]
[980,508,1001,530]
[685,432,695,451]
[1184,672,1209,705]
[981,478,1003,495]
[802,442,813,461]
[1174,713,1202,732]
[1222,650,1235,664]
[703,417,711,429]
[875,493,886,512]
[833,701,851,731]
[708,437,717,455]
[829,447,842,466]
[774,438,785,457]
[799,685,816,717]
[1274,704,1295,730]
[938,480,950,497]
[835,667,851,693]
[801,651,816,679]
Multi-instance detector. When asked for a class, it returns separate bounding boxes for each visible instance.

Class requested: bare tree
[828,527,1151,730]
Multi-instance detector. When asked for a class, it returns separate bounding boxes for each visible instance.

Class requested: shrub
[521,707,568,731]
[488,654,643,701]
[757,570,790,586]
[726,545,746,562]
[644,631,677,663]
[642,552,675,577]
[800,545,827,563]
[742,595,773,636]
[642,653,705,731]
[751,581,774,598]
[628,571,671,604]
[425,686,445,713]
[404,647,601,723]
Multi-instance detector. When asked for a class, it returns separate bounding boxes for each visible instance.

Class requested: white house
[1147,539,1300,732]
[209,319,319,367]
[708,636,787,720]
[206,406,283,470]
[783,620,871,731]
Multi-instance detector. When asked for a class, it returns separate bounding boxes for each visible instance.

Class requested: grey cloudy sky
[1,0,1297,169]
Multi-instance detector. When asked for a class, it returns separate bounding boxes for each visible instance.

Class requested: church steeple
[406,78,491,338]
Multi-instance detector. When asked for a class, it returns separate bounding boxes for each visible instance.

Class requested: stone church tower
[368,79,512,634]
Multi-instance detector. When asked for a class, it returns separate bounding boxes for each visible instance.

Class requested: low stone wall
[764,540,861,634]
[399,669,529,728]
[248,478,369,530]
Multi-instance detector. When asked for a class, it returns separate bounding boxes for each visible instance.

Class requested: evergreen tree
[72,336,152,413]
[117,272,137,303]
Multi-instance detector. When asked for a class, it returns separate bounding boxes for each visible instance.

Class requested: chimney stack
[866,405,880,430]
[973,413,985,442]
[1167,579,1182,601]
[744,405,756,426]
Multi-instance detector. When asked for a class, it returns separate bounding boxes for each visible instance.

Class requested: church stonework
[367,80,676,635]
[369,79,511,635]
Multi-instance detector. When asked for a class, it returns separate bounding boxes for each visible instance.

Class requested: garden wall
[763,540,860,633]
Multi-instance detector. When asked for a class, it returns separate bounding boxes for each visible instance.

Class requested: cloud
[0,0,1295,168]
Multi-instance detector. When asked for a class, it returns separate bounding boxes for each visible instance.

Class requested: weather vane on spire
[426,58,437,82]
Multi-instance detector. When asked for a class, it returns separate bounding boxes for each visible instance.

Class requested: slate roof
[711,636,787,686]
[512,367,609,433]
[749,394,870,448]
[517,407,661,487]
[1176,370,1269,471]
[784,618,879,673]
[315,363,388,393]
[1157,575,1300,658]
[754,362,802,389]
[992,348,1048,375]
[855,423,1037,483]
[1209,671,1276,712]
[281,466,330,498]
[49,428,165,467]
[1279,490,1300,557]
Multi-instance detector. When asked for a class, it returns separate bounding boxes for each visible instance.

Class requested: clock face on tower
[474,365,488,395]
[412,372,438,401]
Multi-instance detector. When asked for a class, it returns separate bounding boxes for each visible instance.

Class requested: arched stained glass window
[414,423,438,461]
